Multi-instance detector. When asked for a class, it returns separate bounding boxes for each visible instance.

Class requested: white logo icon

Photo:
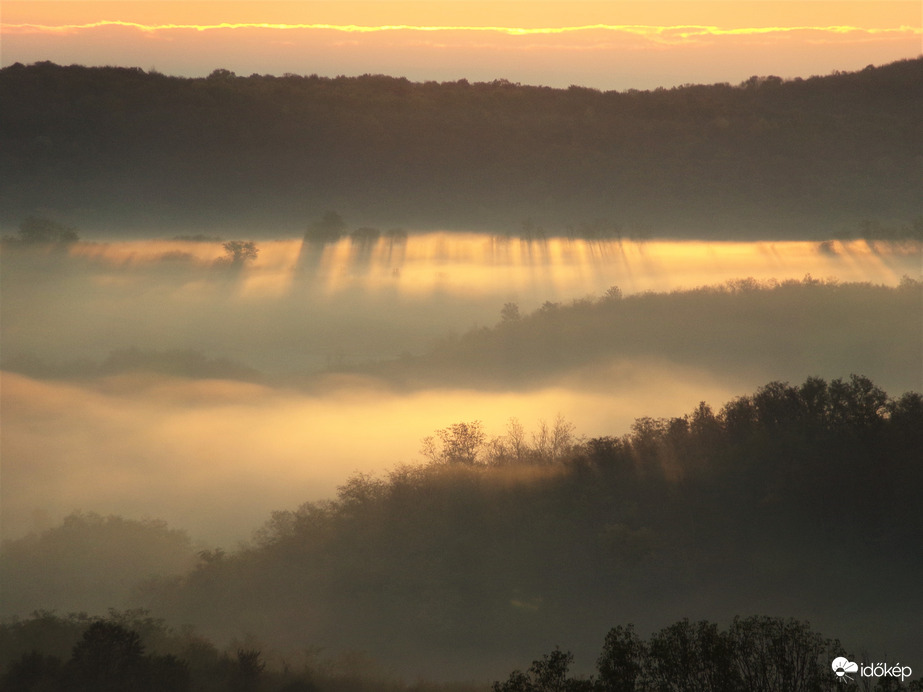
[832,657,859,683]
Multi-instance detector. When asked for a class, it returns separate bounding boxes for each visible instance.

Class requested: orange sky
[2,1,921,88]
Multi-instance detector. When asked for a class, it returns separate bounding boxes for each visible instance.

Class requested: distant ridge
[1,58,921,237]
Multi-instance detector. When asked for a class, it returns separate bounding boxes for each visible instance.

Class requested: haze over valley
[3,228,919,543]
[1,49,921,691]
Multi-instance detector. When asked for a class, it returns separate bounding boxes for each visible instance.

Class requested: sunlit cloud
[4,20,919,44]
[4,8,919,89]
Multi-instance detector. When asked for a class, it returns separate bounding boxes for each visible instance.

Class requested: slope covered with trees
[1,59,921,235]
[2,377,920,683]
[357,277,921,394]
[0,513,197,619]
[111,376,919,680]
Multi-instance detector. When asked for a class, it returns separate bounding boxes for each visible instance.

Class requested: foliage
[421,421,488,465]
[221,240,259,265]
[362,277,921,393]
[2,373,918,683]
[500,303,522,322]
[728,616,833,692]
[120,376,923,679]
[229,649,265,692]
[496,616,898,692]
[305,211,347,243]
[0,513,197,619]
[69,621,147,690]
[420,416,579,466]
[596,626,644,692]
[1,59,921,234]
[498,616,923,691]
[0,612,482,691]
[4,612,919,691]
[350,227,382,244]
[0,612,200,692]
[493,648,593,691]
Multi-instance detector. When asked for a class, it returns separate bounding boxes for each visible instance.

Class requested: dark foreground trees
[1,618,192,692]
[0,613,290,692]
[1,612,492,691]
[4,614,919,691]
[495,617,922,692]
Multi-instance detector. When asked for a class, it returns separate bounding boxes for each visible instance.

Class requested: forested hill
[1,58,921,236]
[2,376,921,683]
[355,278,921,394]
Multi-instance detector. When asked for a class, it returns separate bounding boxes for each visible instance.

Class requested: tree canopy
[119,376,922,679]
[2,59,920,235]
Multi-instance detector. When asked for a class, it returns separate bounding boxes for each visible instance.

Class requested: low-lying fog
[2,233,920,545]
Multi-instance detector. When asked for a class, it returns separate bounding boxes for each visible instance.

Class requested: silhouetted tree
[728,616,833,692]
[501,302,521,322]
[68,621,145,691]
[421,421,487,465]
[350,226,381,244]
[499,617,855,692]
[602,286,623,301]
[207,68,237,80]
[229,649,265,692]
[221,240,259,265]
[493,648,593,692]
[305,211,346,243]
[646,619,741,692]
[531,414,576,463]
[828,375,888,431]
[596,625,645,692]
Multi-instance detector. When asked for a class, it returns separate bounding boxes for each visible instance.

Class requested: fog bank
[2,234,919,544]
[1,363,736,544]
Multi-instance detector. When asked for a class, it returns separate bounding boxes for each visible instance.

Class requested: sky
[2,1,921,90]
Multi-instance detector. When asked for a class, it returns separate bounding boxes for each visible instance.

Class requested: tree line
[360,277,921,394]
[494,617,922,691]
[1,610,315,692]
[3,611,920,691]
[1,59,920,235]
[114,375,921,679]
[2,377,919,681]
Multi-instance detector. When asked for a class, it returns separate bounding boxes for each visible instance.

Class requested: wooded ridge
[1,58,921,236]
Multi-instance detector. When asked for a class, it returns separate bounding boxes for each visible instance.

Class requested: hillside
[1,59,921,236]
[354,277,922,394]
[5,376,918,682]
